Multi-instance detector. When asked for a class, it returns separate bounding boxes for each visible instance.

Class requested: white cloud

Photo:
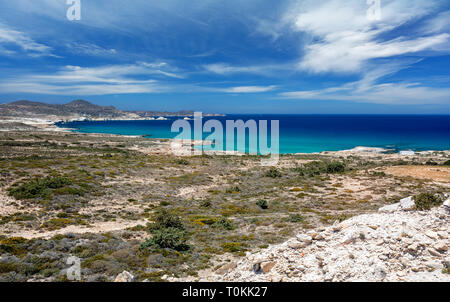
[204,63,267,75]
[276,1,450,105]
[0,22,54,57]
[280,83,450,105]
[279,68,450,105]
[288,0,449,74]
[66,42,117,56]
[203,63,293,76]
[0,63,181,95]
[223,86,276,93]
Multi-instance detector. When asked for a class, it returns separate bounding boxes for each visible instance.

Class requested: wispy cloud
[276,0,450,105]
[0,22,54,57]
[203,63,292,76]
[279,67,450,105]
[222,85,277,93]
[279,82,450,105]
[287,0,449,74]
[0,63,182,95]
[65,42,117,57]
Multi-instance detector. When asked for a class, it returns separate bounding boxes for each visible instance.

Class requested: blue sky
[0,0,450,114]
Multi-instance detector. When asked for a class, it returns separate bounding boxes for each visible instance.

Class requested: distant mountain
[0,100,136,121]
[0,100,223,121]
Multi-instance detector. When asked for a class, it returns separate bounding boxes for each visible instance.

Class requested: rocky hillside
[0,100,139,121]
[197,196,450,282]
[0,100,223,122]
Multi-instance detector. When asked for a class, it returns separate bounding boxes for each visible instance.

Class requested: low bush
[140,228,190,252]
[221,242,246,253]
[326,162,347,173]
[425,160,438,166]
[174,158,189,165]
[200,200,211,208]
[256,199,268,210]
[149,209,185,232]
[225,186,241,194]
[414,193,443,210]
[214,218,234,230]
[8,176,72,200]
[285,214,303,223]
[294,161,347,177]
[443,160,450,166]
[264,167,282,178]
[141,210,191,252]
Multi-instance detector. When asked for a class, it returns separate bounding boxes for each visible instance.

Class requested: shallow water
[58,115,450,154]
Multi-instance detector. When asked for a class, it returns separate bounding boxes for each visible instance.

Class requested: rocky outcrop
[114,271,134,282]
[207,200,449,282]
[378,196,416,213]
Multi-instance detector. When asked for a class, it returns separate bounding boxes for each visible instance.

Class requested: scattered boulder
[399,196,415,211]
[379,196,416,213]
[114,271,134,282]
[443,257,450,269]
[261,261,276,274]
[378,203,401,213]
[444,198,450,211]
[253,261,276,274]
[434,242,448,253]
[215,262,237,275]
[296,234,312,245]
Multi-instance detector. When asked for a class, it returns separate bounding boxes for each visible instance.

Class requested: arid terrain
[0,128,449,282]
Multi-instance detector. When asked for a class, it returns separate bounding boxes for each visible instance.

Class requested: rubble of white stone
[210,197,450,282]
[378,196,417,213]
[114,271,134,282]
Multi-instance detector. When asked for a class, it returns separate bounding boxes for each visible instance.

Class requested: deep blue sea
[57,115,450,154]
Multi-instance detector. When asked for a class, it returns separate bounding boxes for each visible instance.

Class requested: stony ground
[197,199,449,282]
[0,130,449,282]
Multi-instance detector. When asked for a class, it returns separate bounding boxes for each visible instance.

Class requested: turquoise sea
[57,115,450,154]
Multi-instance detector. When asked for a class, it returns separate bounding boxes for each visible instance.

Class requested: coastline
[54,120,450,157]
[0,121,449,282]
[5,118,448,156]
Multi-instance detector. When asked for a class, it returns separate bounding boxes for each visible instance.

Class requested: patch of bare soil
[385,166,450,182]
[4,219,148,240]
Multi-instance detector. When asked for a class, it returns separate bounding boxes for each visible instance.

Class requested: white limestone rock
[400,196,416,211]
[378,203,401,213]
[114,271,134,282]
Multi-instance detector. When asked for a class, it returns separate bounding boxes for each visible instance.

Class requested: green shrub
[0,237,27,256]
[200,200,211,208]
[214,218,234,230]
[443,160,450,166]
[414,193,443,210]
[225,186,241,194]
[294,161,326,177]
[0,262,18,274]
[425,160,438,166]
[264,167,282,178]
[286,214,303,223]
[256,199,268,210]
[326,162,347,173]
[140,228,190,252]
[221,242,246,253]
[141,210,191,252]
[8,176,72,200]
[295,161,346,177]
[174,158,189,165]
[149,209,185,232]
